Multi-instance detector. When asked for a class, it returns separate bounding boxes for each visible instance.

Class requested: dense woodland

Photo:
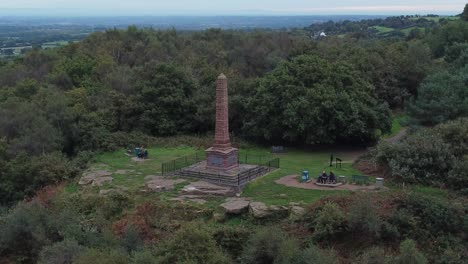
[0,6,467,264]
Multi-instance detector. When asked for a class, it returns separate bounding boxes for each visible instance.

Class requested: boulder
[249,202,270,218]
[290,206,306,218]
[92,176,113,186]
[145,176,185,192]
[79,170,112,185]
[220,198,250,214]
[182,181,235,196]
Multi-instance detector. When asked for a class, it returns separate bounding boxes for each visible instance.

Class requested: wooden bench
[352,175,370,185]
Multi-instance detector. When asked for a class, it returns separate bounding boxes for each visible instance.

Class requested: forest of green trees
[0,6,467,264]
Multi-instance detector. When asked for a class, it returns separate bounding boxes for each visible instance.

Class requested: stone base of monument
[177,161,272,190]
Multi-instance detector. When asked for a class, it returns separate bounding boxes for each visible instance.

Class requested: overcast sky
[0,0,465,15]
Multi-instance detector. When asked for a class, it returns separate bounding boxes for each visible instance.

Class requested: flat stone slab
[92,176,113,186]
[220,198,250,214]
[249,202,270,218]
[79,170,113,185]
[145,176,185,192]
[182,181,235,196]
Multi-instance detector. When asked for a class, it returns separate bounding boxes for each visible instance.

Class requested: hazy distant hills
[0,15,386,30]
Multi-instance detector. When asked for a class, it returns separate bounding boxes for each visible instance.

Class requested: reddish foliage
[354,160,386,178]
[32,183,65,207]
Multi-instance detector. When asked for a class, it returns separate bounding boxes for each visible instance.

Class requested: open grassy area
[80,146,368,206]
[242,149,364,205]
[371,26,394,33]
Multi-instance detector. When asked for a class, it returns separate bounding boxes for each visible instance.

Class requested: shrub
[214,226,250,260]
[347,196,383,240]
[241,226,300,264]
[156,223,231,264]
[130,249,158,264]
[312,202,346,241]
[74,248,130,264]
[296,244,339,264]
[38,239,85,264]
[355,247,391,264]
[398,194,464,235]
[374,130,454,185]
[121,224,144,253]
[393,239,427,264]
[0,201,59,263]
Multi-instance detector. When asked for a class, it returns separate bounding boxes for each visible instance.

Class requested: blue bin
[134,148,140,157]
[301,171,309,182]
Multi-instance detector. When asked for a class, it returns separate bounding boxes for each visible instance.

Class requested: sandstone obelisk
[206,73,238,171]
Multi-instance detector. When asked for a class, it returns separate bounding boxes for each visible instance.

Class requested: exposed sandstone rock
[145,176,185,192]
[249,202,270,218]
[182,181,235,196]
[79,170,113,185]
[220,198,250,214]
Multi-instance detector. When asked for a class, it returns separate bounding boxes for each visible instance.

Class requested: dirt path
[275,175,382,191]
[385,128,407,144]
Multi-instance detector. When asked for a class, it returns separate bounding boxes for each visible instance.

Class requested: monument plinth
[206,74,239,171]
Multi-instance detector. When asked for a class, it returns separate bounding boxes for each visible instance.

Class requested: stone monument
[205,74,239,171]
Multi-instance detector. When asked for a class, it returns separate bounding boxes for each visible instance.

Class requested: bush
[74,248,130,264]
[396,194,464,236]
[393,239,427,264]
[0,201,59,263]
[375,130,454,184]
[38,239,85,264]
[296,244,339,264]
[447,157,468,191]
[347,196,383,240]
[156,223,231,264]
[355,247,391,264]
[312,202,346,241]
[130,249,158,264]
[241,226,300,264]
[214,226,250,260]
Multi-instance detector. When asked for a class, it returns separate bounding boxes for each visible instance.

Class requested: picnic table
[352,175,370,185]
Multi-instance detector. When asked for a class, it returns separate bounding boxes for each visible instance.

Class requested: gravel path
[275,175,381,191]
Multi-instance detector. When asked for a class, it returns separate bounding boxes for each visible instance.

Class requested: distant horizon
[0,5,463,17]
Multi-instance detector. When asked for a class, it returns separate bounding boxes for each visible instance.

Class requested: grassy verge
[77,146,370,206]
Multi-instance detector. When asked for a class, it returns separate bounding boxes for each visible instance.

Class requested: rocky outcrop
[145,176,185,192]
[249,202,270,218]
[79,170,113,186]
[220,198,250,214]
[290,206,306,218]
[182,181,235,196]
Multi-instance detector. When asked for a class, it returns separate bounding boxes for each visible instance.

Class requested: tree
[462,4,468,21]
[245,55,391,145]
[407,67,468,125]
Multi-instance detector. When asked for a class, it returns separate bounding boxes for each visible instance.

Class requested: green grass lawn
[81,146,370,206]
[91,146,198,191]
[371,26,395,33]
[242,149,364,205]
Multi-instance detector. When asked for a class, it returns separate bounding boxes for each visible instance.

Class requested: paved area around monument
[275,174,385,191]
[181,161,259,176]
